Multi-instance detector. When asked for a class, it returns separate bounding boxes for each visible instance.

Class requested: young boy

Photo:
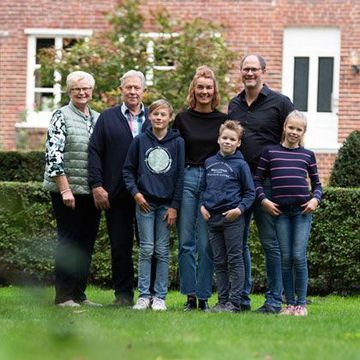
[200,120,255,312]
[123,99,185,311]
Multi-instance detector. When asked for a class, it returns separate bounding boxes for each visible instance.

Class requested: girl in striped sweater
[254,110,322,316]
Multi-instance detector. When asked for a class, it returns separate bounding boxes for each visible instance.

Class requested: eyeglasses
[70,87,93,93]
[241,67,262,74]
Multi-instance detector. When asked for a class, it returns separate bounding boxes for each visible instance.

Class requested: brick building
[0,0,359,183]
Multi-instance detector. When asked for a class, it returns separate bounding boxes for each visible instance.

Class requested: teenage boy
[200,120,255,312]
[123,99,185,311]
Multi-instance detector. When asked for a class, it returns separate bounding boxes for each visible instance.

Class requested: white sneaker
[133,297,151,310]
[57,300,80,307]
[151,297,167,311]
[81,299,103,307]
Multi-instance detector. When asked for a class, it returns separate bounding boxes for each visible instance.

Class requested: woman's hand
[164,208,177,228]
[261,199,281,216]
[62,190,75,209]
[134,193,150,213]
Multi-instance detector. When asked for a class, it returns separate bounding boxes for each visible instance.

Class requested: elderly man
[88,70,150,306]
[228,54,294,314]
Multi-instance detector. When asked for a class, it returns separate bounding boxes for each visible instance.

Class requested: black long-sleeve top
[173,109,228,166]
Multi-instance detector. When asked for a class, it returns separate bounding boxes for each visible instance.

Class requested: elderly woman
[173,65,228,311]
[44,71,101,307]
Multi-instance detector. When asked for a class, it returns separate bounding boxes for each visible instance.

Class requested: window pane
[293,57,309,111]
[36,38,55,63]
[317,57,334,112]
[34,92,54,111]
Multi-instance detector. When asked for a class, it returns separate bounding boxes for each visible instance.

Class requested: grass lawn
[0,286,359,360]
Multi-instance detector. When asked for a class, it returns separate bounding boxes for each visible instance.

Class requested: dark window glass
[293,57,309,111]
[317,57,334,112]
[36,38,55,62]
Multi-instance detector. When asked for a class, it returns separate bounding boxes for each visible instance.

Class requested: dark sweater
[88,105,150,203]
[228,85,294,174]
[123,128,185,210]
[254,144,323,206]
[202,151,255,214]
[173,109,227,166]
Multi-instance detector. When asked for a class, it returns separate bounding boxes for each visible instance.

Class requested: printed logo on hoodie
[145,146,172,174]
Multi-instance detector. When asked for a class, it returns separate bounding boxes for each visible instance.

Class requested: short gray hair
[66,71,95,92]
[120,70,146,88]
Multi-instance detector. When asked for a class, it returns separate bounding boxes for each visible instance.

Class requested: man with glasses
[88,70,150,307]
[228,54,294,314]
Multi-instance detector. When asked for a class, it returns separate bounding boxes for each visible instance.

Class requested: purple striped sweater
[254,144,322,206]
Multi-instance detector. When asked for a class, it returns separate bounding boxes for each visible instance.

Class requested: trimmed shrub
[0,151,45,182]
[329,130,360,187]
[1,182,359,294]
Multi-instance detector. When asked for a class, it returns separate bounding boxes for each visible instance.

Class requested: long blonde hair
[186,65,220,110]
[281,110,307,147]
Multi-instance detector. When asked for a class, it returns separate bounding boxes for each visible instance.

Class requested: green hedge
[0,182,359,294]
[0,151,45,182]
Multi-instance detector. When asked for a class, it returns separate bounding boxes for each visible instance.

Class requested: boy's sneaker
[280,305,295,315]
[294,305,308,316]
[133,297,150,310]
[151,297,167,311]
[211,302,227,313]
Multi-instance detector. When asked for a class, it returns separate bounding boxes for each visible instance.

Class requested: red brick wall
[1,0,359,181]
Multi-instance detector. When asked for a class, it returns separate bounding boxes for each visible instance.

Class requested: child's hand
[222,207,241,221]
[200,205,211,221]
[134,193,150,213]
[164,208,177,228]
[261,199,282,216]
[301,198,319,213]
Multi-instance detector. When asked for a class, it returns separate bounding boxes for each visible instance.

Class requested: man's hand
[200,205,211,221]
[92,186,110,210]
[163,208,177,228]
[261,199,281,216]
[222,207,241,221]
[301,198,319,214]
[134,193,150,213]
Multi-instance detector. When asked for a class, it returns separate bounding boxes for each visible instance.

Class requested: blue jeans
[276,205,312,306]
[136,203,170,299]
[208,214,245,307]
[253,180,283,308]
[241,209,252,306]
[177,166,213,300]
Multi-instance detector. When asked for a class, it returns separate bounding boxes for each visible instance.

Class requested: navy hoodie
[202,150,255,214]
[123,127,185,209]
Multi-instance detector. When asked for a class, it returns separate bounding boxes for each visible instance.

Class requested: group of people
[44,54,322,316]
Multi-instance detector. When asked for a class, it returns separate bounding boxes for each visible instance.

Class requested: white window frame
[282,27,341,151]
[20,28,93,129]
[141,32,179,86]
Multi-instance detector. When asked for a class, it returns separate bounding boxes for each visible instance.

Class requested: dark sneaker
[223,302,240,313]
[255,303,281,314]
[113,296,134,307]
[211,302,227,313]
[183,300,197,312]
[240,304,251,312]
[198,299,209,312]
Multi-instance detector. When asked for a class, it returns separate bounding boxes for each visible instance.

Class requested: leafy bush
[1,182,359,295]
[0,151,44,182]
[38,0,236,113]
[329,130,360,187]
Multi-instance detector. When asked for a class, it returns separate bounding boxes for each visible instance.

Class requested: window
[21,29,92,128]
[282,28,340,150]
[142,32,178,86]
